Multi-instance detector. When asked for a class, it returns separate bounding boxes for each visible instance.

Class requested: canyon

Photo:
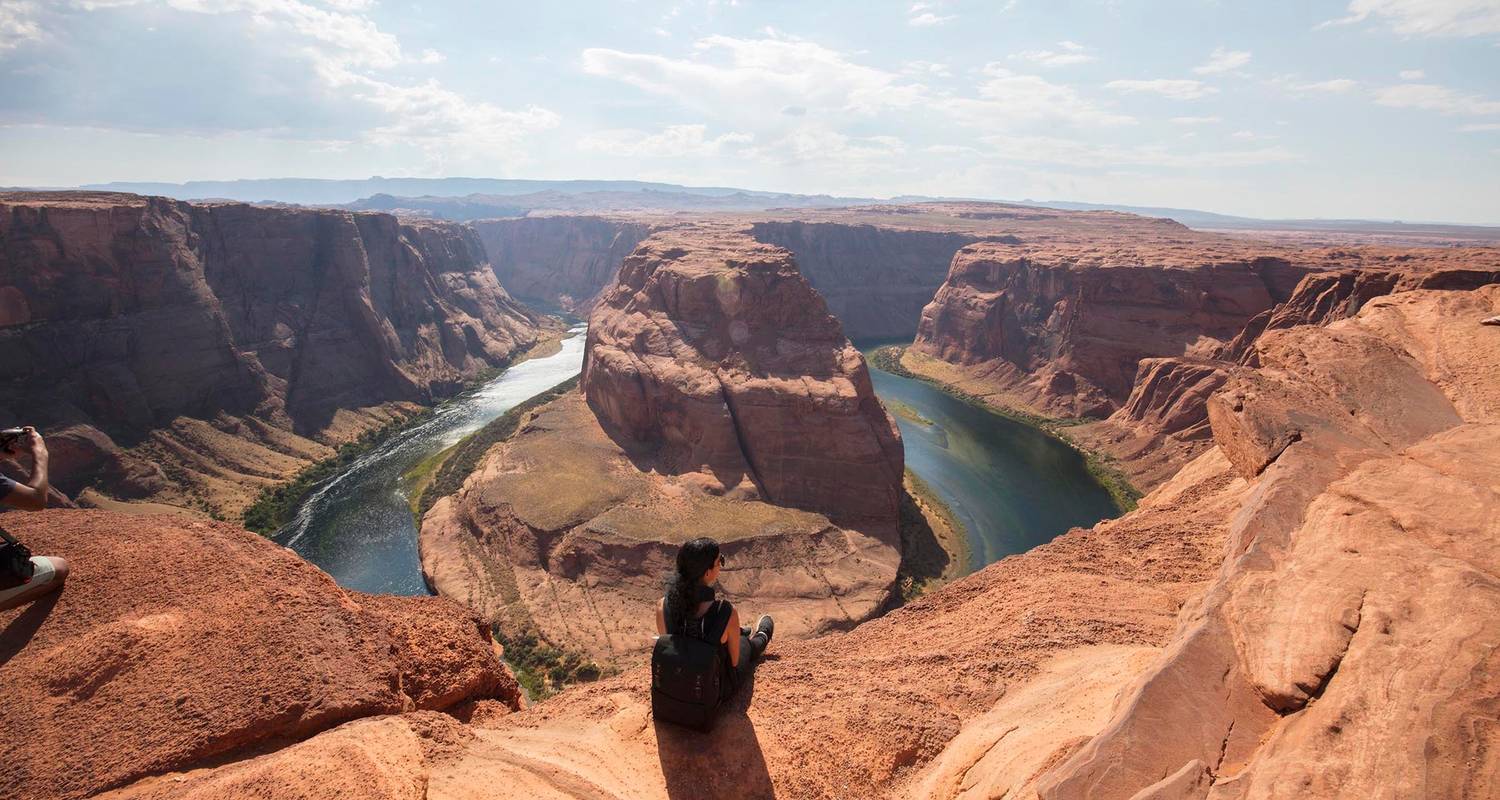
[0,192,544,518]
[418,228,909,661]
[2,190,1498,799]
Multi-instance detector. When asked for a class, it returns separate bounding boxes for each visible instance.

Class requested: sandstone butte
[418,227,907,661]
[2,271,1494,799]
[0,192,543,518]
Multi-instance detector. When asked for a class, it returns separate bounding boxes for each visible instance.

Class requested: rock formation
[909,240,1314,418]
[748,221,981,340]
[0,509,520,800]
[419,228,906,660]
[472,216,653,312]
[0,192,543,516]
[582,227,904,523]
[1071,259,1500,490]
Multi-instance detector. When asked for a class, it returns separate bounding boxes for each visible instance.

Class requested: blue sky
[1,0,1498,222]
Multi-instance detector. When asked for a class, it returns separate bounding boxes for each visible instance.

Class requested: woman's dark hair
[663,537,720,632]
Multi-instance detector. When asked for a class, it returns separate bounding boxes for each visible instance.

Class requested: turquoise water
[275,328,587,595]
[279,329,1116,595]
[864,351,1120,571]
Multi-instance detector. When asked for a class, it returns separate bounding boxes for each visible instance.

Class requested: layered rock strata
[0,509,521,800]
[1072,261,1500,490]
[471,216,653,312]
[748,221,981,340]
[0,192,542,515]
[420,228,906,660]
[582,228,905,523]
[910,241,1315,418]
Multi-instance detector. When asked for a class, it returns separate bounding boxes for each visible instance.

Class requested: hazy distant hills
[50,176,1500,239]
[78,177,866,209]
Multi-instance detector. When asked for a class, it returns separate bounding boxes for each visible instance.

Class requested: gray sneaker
[0,555,69,613]
[751,614,774,647]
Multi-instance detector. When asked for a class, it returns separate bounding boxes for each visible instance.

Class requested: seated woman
[655,537,774,691]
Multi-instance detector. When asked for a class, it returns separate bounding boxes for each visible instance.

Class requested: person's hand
[23,427,45,459]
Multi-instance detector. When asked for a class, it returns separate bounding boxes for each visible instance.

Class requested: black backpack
[0,525,34,590]
[651,608,725,731]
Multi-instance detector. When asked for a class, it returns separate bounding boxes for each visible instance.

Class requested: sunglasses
[717,554,726,568]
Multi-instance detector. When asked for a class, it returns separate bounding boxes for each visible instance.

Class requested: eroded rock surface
[0,510,520,800]
[582,227,904,525]
[472,216,653,313]
[0,192,542,515]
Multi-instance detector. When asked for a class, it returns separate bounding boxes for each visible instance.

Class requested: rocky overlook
[0,509,520,800]
[0,192,543,516]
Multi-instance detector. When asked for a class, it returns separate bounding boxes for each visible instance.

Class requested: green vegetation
[884,398,935,427]
[413,375,581,518]
[869,345,1143,513]
[242,410,431,534]
[495,628,616,701]
[895,470,970,604]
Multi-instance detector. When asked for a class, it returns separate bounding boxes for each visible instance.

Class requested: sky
[1,1,1498,223]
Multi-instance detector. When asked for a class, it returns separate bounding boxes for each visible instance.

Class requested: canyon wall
[420,227,907,661]
[471,216,652,312]
[0,192,542,515]
[748,221,979,340]
[909,241,1313,418]
[1073,259,1500,490]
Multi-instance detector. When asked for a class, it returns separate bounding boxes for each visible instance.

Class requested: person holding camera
[0,426,69,612]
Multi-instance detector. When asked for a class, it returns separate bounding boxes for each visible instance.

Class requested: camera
[0,428,27,454]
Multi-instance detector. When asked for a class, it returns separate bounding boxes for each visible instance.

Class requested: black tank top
[666,597,733,644]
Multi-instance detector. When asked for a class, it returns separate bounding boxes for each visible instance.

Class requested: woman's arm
[725,606,741,667]
[655,598,667,636]
[2,428,47,511]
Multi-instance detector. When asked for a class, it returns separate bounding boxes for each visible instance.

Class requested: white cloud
[903,59,953,78]
[909,12,954,26]
[979,133,1299,168]
[580,36,925,119]
[1193,46,1252,75]
[1399,68,1425,79]
[0,0,43,51]
[1374,82,1500,114]
[1105,78,1218,100]
[35,0,559,166]
[938,65,1136,127]
[1171,115,1223,125]
[1012,40,1097,67]
[1272,77,1360,95]
[579,124,752,157]
[1460,122,1500,131]
[1319,0,1500,38]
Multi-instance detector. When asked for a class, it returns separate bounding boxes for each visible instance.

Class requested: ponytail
[663,537,720,632]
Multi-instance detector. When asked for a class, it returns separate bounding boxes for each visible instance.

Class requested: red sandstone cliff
[910,240,1313,418]
[471,216,653,312]
[0,509,521,800]
[0,192,543,515]
[582,227,904,524]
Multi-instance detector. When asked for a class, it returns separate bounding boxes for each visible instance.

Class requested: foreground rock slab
[0,510,520,800]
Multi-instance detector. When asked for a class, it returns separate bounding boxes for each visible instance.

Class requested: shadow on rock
[654,672,775,799]
[0,590,61,667]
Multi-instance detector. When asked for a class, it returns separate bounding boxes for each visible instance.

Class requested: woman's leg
[734,633,763,685]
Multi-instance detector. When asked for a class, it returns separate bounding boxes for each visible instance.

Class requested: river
[863,349,1120,571]
[275,327,589,595]
[278,332,1119,593]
